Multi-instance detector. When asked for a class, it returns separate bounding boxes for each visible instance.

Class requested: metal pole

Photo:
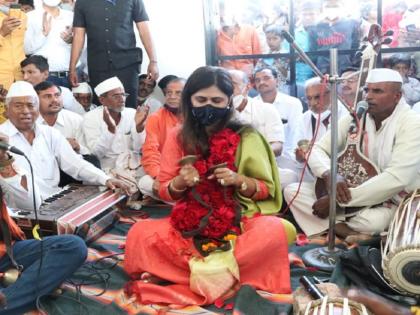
[328,49,339,252]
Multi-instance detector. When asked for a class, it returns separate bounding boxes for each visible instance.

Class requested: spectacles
[109,93,129,100]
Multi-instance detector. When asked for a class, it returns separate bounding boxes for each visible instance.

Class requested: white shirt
[37,109,90,154]
[402,77,420,106]
[24,8,74,72]
[413,101,420,113]
[82,106,145,170]
[255,92,303,157]
[234,97,285,143]
[61,86,85,115]
[309,101,420,208]
[295,102,348,145]
[0,121,110,210]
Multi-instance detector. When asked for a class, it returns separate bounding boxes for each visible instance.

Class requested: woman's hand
[177,164,200,188]
[209,167,239,187]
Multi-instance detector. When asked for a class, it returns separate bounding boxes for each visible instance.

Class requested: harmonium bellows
[10,185,126,243]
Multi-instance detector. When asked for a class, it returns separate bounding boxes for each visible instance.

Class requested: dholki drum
[302,296,371,315]
[382,189,420,295]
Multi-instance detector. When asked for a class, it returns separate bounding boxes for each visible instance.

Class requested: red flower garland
[170,128,241,239]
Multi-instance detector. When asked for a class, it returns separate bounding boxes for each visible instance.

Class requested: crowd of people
[217,0,420,105]
[0,0,419,314]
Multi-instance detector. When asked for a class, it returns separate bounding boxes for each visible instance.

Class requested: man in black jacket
[69,0,158,108]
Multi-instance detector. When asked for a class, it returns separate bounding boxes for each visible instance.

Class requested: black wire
[23,154,45,303]
[64,253,124,299]
[35,253,123,315]
[36,293,90,315]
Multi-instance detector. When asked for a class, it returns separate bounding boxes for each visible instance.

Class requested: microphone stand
[283,30,345,271]
[23,154,44,298]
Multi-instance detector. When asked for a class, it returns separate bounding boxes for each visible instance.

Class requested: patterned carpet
[26,207,337,315]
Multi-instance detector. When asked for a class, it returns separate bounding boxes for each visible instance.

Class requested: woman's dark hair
[179,66,245,156]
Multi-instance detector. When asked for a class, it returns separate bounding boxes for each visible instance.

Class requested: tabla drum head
[384,248,420,295]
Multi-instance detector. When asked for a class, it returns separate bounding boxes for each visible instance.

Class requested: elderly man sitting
[72,82,97,114]
[81,77,148,193]
[284,69,420,240]
[139,77,185,200]
[0,81,128,210]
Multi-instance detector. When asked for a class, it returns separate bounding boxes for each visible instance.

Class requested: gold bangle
[169,179,187,193]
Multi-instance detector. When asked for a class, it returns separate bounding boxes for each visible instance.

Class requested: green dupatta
[234,128,282,217]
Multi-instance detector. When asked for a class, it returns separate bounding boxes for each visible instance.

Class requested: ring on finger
[220,179,225,186]
[193,176,199,183]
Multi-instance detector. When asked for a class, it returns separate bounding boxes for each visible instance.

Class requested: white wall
[140,0,207,79]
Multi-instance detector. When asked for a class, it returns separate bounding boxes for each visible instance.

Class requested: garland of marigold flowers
[170,128,242,253]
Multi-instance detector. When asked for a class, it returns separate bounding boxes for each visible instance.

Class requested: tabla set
[382,189,420,296]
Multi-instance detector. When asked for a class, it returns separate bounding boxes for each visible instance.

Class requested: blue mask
[191,104,230,126]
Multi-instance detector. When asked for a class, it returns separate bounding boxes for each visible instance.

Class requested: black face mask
[191,104,230,126]
[164,104,179,115]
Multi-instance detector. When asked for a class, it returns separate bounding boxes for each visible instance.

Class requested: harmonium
[10,184,126,243]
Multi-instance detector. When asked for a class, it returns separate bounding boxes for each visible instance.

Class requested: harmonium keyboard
[10,184,126,243]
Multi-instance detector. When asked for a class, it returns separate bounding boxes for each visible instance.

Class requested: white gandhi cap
[6,81,38,99]
[72,82,92,94]
[94,77,124,96]
[366,68,403,84]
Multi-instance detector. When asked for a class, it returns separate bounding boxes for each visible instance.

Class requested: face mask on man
[191,104,230,126]
[43,0,61,7]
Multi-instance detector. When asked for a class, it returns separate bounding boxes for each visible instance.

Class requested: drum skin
[382,190,420,296]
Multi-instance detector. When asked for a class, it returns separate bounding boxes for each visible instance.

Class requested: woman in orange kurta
[124,66,294,306]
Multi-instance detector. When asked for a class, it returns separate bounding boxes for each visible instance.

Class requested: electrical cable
[23,154,45,304]
[280,75,330,215]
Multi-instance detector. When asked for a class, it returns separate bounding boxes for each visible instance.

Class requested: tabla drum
[302,296,371,315]
[382,189,420,296]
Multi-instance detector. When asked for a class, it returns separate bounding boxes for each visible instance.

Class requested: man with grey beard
[81,77,148,172]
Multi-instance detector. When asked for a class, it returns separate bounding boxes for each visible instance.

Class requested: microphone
[355,100,369,118]
[299,276,324,300]
[349,101,368,133]
[0,142,25,156]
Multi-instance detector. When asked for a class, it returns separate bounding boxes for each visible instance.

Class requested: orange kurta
[125,127,291,305]
[141,108,180,178]
[216,24,262,77]
[124,215,290,305]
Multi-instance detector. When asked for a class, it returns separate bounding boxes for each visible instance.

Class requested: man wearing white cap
[81,76,148,175]
[72,82,97,113]
[284,68,420,240]
[0,81,129,210]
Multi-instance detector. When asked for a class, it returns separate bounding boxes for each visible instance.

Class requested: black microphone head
[0,141,25,156]
[0,142,9,151]
[356,101,369,117]
[9,146,25,156]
